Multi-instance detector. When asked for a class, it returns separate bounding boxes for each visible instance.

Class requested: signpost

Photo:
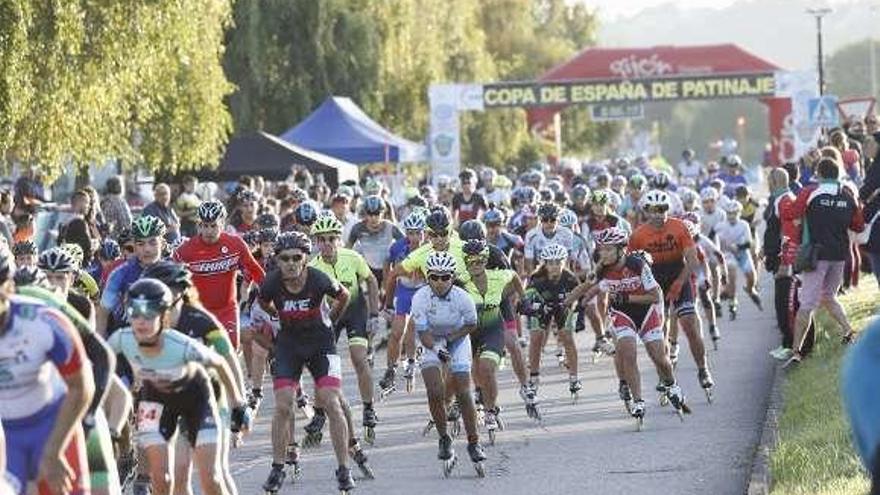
[807,95,840,128]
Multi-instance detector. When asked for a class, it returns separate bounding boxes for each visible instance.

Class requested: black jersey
[528,270,580,309]
[67,290,93,322]
[258,267,343,334]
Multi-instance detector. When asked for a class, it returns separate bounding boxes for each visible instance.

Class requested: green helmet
[60,243,84,268]
[132,215,167,240]
[590,190,610,205]
[310,215,343,236]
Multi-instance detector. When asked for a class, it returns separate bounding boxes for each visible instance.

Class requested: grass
[769,282,878,495]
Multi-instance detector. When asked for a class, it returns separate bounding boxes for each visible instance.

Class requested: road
[228,293,777,495]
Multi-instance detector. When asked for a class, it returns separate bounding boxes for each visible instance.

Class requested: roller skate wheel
[705,389,714,404]
[624,400,633,414]
[422,420,435,436]
[358,463,375,480]
[474,462,486,478]
[442,456,457,478]
[365,427,376,445]
[636,417,644,432]
[487,429,496,446]
[659,394,669,407]
[405,378,414,393]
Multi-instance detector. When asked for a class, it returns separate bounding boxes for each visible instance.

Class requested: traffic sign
[807,95,839,128]
[837,97,875,122]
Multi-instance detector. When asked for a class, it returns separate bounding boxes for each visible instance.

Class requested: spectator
[174,174,202,238]
[100,175,132,237]
[0,190,13,246]
[142,182,180,243]
[13,166,47,214]
[831,129,863,185]
[59,189,101,266]
[452,168,487,225]
[786,158,864,367]
[841,318,880,495]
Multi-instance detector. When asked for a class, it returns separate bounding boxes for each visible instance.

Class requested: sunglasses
[541,217,557,223]
[316,236,339,244]
[428,230,449,238]
[428,273,452,282]
[199,222,220,228]
[465,255,487,264]
[278,253,306,263]
[646,205,669,213]
[126,300,163,319]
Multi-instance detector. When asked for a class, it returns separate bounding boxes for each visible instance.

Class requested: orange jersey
[628,218,694,287]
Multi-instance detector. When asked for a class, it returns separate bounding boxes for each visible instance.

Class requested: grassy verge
[769,282,877,495]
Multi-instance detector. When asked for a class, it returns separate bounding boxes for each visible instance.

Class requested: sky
[582,0,847,21]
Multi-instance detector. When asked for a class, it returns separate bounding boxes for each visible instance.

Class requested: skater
[410,251,487,477]
[714,201,763,317]
[257,232,370,493]
[461,238,524,441]
[565,227,690,428]
[629,190,714,400]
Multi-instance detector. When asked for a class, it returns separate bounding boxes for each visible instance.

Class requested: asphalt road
[227,292,777,495]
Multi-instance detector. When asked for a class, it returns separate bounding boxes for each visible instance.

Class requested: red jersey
[174,233,265,311]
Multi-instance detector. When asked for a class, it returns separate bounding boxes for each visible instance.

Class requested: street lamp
[806,7,832,95]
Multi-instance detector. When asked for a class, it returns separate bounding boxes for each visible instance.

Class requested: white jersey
[411,285,478,339]
[700,208,726,239]
[677,159,704,181]
[523,226,575,260]
[714,219,752,254]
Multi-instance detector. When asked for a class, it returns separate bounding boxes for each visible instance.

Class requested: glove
[230,405,251,433]
[436,347,451,363]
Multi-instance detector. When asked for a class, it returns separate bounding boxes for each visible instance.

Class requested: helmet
[197,200,227,222]
[482,208,505,225]
[13,266,47,287]
[115,226,133,246]
[726,154,743,168]
[571,184,590,200]
[12,240,36,257]
[651,172,671,190]
[546,180,563,194]
[132,215,167,240]
[558,209,578,229]
[540,243,568,261]
[595,172,612,186]
[310,216,343,236]
[38,247,77,273]
[458,220,486,241]
[700,187,719,202]
[724,201,744,214]
[275,231,312,253]
[425,208,451,233]
[629,174,647,191]
[364,178,383,196]
[257,228,279,244]
[679,188,699,206]
[590,190,610,205]
[537,202,560,221]
[237,189,260,204]
[513,186,536,205]
[640,190,670,210]
[402,212,426,231]
[594,227,629,246]
[60,243,84,268]
[680,211,701,226]
[735,184,749,198]
[294,202,319,226]
[682,220,700,238]
[611,175,627,190]
[126,278,174,317]
[256,213,280,230]
[462,239,489,257]
[363,195,385,215]
[406,194,428,209]
[290,188,309,203]
[425,251,457,274]
[142,261,193,293]
[98,239,121,260]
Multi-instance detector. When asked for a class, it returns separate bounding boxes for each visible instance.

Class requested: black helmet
[13,265,46,287]
[197,200,227,222]
[425,208,451,234]
[126,278,174,318]
[538,188,553,203]
[651,172,671,190]
[99,239,121,261]
[294,202,318,226]
[275,231,312,253]
[38,247,77,273]
[462,238,489,257]
[12,240,37,257]
[363,195,385,215]
[142,261,193,293]
[537,202,560,221]
[257,228,279,244]
[256,213,280,230]
[458,220,486,241]
[116,226,133,246]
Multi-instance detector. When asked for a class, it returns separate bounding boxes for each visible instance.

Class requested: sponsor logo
[189,255,240,274]
[609,54,674,79]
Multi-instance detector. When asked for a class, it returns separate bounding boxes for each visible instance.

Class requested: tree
[826,38,879,101]
[0,0,234,180]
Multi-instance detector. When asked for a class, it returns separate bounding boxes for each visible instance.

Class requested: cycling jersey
[309,248,371,320]
[489,231,524,256]
[347,221,403,271]
[628,218,694,289]
[258,267,345,390]
[411,285,477,340]
[525,270,580,331]
[700,208,726,239]
[523,226,574,261]
[598,254,664,343]
[400,238,469,282]
[463,270,515,363]
[715,219,754,274]
[177,304,233,359]
[452,191,487,222]
[100,257,145,331]
[388,237,423,290]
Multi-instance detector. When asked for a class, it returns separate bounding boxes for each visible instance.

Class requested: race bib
[137,401,164,432]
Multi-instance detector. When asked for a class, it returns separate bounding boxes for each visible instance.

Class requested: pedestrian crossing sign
[807,95,840,128]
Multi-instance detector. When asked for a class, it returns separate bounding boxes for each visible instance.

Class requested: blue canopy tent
[280,97,426,164]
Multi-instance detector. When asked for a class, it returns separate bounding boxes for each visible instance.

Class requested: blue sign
[807,95,839,128]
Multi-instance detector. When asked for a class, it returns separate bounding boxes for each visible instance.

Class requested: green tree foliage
[224,0,604,169]
[0,0,233,180]
[826,38,879,101]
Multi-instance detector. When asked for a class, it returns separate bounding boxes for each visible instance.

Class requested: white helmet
[540,243,569,261]
[724,201,743,214]
[678,188,699,205]
[639,189,670,210]
[700,187,719,202]
[594,227,629,246]
[425,251,457,274]
[558,209,578,229]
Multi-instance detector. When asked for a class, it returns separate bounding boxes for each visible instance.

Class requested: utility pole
[807,7,832,95]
